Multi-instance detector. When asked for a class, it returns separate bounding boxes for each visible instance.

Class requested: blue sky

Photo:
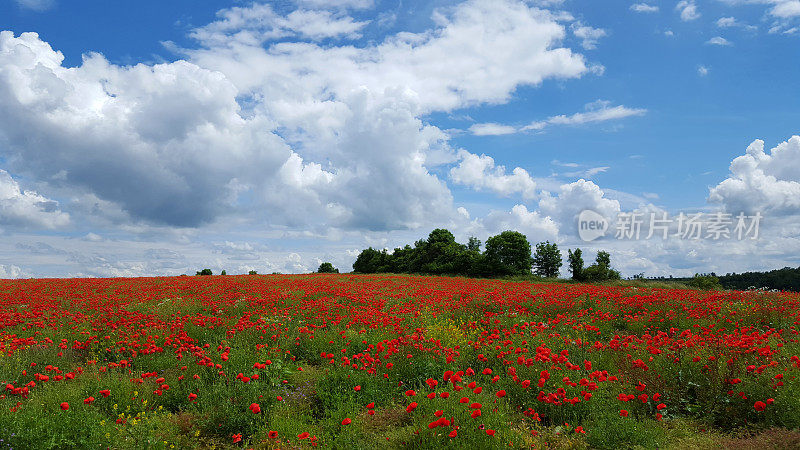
[1,0,800,278]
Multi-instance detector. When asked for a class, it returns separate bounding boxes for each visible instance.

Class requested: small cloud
[584,166,610,177]
[472,101,646,136]
[564,166,611,178]
[642,192,660,200]
[82,233,104,242]
[15,0,54,11]
[664,30,675,37]
[716,16,758,31]
[552,160,580,168]
[706,36,732,46]
[469,123,518,136]
[571,23,607,50]
[698,65,709,76]
[676,1,700,21]
[630,3,659,13]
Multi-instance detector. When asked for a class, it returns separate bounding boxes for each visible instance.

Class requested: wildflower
[60,402,69,410]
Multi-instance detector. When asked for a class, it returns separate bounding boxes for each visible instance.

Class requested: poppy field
[1,274,799,449]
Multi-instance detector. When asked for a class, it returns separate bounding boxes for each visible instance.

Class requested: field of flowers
[1,274,799,449]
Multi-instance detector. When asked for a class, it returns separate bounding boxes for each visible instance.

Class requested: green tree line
[352,228,620,281]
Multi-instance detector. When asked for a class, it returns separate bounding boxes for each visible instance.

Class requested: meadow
[1,274,799,449]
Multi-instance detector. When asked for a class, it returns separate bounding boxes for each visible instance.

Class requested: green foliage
[717,266,800,292]
[568,248,585,281]
[688,274,723,290]
[352,247,390,273]
[582,251,621,282]
[220,270,227,276]
[353,229,533,277]
[467,236,481,251]
[532,240,562,278]
[484,231,533,276]
[248,270,257,275]
[317,262,339,273]
[195,269,212,276]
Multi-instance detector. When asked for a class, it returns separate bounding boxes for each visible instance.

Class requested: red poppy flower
[84,397,95,404]
[60,402,69,411]
[298,432,310,439]
[620,410,629,417]
[754,401,766,411]
[232,434,242,443]
[99,389,111,398]
[268,431,278,439]
[341,418,351,425]
[249,403,261,414]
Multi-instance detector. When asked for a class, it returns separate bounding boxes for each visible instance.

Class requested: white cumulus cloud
[676,1,700,21]
[709,136,800,216]
[449,150,537,200]
[0,169,69,229]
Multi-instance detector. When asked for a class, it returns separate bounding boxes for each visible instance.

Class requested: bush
[195,269,212,276]
[688,274,723,290]
[317,262,339,273]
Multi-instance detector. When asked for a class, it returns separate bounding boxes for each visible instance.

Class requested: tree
[596,251,611,269]
[352,247,389,273]
[483,231,533,276]
[532,241,562,278]
[582,251,621,282]
[421,229,468,274]
[568,248,584,281]
[221,270,227,276]
[467,236,481,252]
[196,268,212,276]
[248,270,258,275]
[688,274,722,290]
[317,262,339,273]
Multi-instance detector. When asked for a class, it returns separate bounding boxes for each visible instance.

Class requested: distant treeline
[352,228,620,281]
[648,266,800,292]
[353,229,532,277]
[717,267,800,291]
